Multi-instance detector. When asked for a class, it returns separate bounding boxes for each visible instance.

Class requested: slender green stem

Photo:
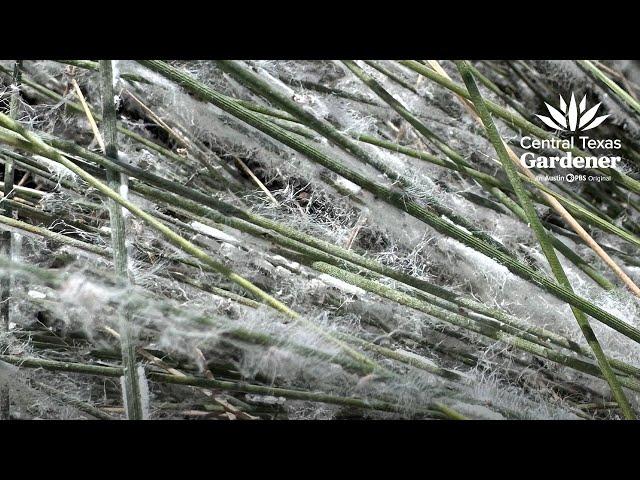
[1,60,22,420]
[341,61,472,172]
[54,59,149,85]
[0,214,109,257]
[0,70,21,264]
[578,60,640,115]
[464,63,530,119]
[29,379,116,420]
[100,60,145,420]
[363,60,420,94]
[285,78,382,106]
[487,186,615,290]
[0,355,453,418]
[456,60,636,420]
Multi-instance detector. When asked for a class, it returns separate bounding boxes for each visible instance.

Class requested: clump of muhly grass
[1,58,639,419]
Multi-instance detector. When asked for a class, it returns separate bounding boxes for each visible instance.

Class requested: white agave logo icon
[536,93,609,132]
